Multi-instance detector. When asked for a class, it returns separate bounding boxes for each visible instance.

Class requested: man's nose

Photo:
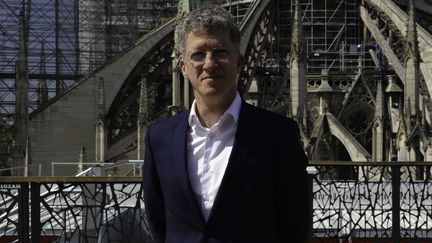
[202,53,218,70]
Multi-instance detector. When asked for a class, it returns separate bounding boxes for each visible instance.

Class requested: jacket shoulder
[146,110,189,139]
[242,102,299,130]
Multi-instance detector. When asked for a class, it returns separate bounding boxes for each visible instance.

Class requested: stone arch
[326,113,372,161]
[309,112,372,162]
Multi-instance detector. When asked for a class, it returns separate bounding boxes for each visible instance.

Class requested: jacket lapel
[206,101,255,222]
[172,111,206,225]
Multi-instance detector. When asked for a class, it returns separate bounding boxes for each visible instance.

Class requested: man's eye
[190,51,206,61]
[213,49,229,58]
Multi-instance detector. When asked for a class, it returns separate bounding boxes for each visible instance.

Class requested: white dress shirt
[187,93,241,221]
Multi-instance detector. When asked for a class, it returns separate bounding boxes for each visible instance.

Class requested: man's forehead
[185,27,231,45]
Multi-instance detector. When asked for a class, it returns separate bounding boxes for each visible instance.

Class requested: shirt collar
[188,92,242,127]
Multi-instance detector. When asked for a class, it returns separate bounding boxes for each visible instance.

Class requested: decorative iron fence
[0,162,431,242]
[0,177,150,243]
[310,161,432,243]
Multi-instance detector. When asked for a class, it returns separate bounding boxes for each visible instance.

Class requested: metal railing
[0,160,144,177]
[51,160,143,176]
[0,162,431,242]
[0,164,44,176]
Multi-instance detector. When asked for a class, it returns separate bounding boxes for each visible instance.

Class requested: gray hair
[176,5,241,56]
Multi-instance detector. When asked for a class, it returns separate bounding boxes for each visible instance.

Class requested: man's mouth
[202,75,222,81]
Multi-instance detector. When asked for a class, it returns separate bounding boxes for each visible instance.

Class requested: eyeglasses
[185,47,237,66]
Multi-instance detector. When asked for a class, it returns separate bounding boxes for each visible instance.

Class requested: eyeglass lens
[188,48,231,63]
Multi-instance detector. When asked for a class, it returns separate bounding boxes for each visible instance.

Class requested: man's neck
[194,92,236,128]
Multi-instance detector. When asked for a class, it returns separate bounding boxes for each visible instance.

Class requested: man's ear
[179,58,189,80]
[236,54,245,73]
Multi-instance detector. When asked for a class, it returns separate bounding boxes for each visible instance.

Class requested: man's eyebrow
[188,44,226,50]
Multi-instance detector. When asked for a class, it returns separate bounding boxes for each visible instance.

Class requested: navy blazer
[143,101,310,243]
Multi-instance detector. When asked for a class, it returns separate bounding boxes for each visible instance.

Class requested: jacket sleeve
[276,121,311,243]
[143,127,166,243]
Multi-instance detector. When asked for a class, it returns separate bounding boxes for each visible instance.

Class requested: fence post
[307,166,318,243]
[18,182,29,242]
[31,182,41,243]
[391,165,400,243]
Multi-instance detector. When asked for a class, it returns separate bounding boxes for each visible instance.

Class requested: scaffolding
[0,0,177,117]
[296,0,364,73]
[0,0,177,168]
[230,0,367,83]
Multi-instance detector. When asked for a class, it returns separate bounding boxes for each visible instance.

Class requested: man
[143,5,310,243]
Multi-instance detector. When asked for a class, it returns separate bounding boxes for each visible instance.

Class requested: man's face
[179,28,244,101]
